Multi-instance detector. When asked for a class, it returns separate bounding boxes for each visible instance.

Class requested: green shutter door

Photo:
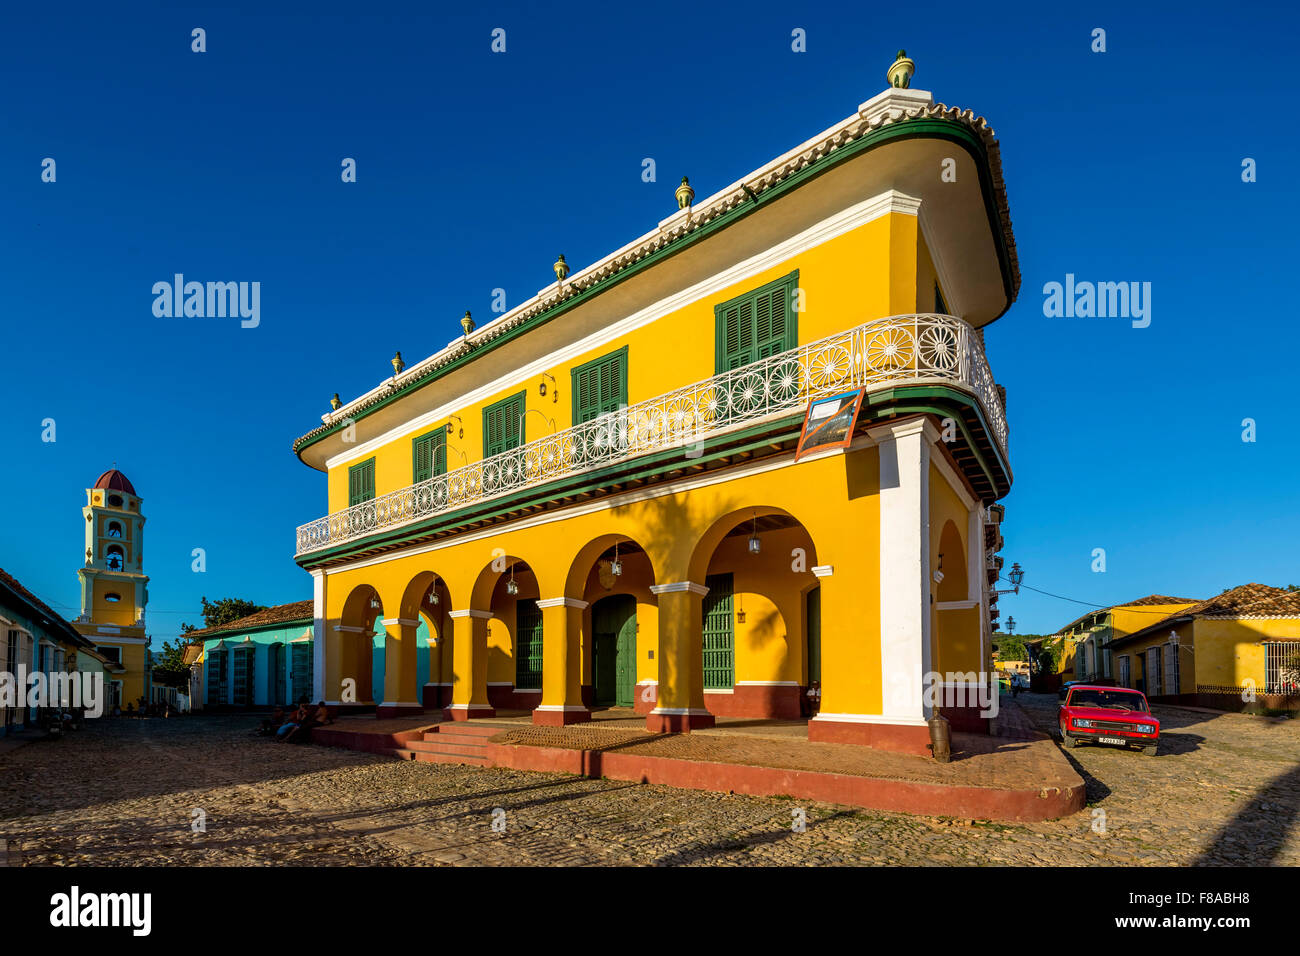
[485,392,526,457]
[806,586,822,684]
[515,599,543,689]
[413,431,446,483]
[270,643,285,706]
[702,573,735,689]
[616,607,637,708]
[291,642,314,704]
[715,271,798,374]
[573,349,628,424]
[348,459,375,506]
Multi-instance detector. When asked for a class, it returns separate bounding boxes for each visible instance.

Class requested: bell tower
[74,469,149,705]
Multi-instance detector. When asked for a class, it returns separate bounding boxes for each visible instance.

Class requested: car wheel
[1141,745,1157,756]
[1066,733,1084,749]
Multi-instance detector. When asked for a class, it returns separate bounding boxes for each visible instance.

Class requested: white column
[869,417,939,723]
[311,569,326,703]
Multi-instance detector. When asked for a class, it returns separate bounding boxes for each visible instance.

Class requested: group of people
[256,700,332,743]
[112,698,173,718]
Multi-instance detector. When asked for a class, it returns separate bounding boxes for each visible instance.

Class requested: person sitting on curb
[275,704,307,741]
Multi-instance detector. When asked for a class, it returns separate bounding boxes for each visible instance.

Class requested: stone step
[428,724,500,739]
[389,747,489,766]
[406,739,487,757]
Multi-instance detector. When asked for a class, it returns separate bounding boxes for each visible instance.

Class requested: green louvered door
[291,642,314,704]
[702,573,735,690]
[484,392,527,458]
[715,272,798,374]
[572,348,628,424]
[269,643,286,706]
[412,430,446,483]
[348,458,375,506]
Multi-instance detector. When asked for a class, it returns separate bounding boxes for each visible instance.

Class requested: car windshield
[1068,689,1148,712]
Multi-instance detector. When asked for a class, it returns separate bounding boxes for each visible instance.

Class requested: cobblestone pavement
[1,700,1296,866]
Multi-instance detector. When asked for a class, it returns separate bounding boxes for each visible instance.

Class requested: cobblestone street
[2,698,1297,866]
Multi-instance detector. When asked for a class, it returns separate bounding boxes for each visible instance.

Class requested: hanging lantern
[427,586,439,605]
[610,542,623,577]
[506,564,519,596]
[736,595,746,624]
[747,513,761,554]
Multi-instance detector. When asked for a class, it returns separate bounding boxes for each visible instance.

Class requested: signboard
[794,389,865,462]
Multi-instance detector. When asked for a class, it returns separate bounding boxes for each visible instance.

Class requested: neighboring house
[1044,595,1200,684]
[290,57,1020,754]
[187,602,318,709]
[70,469,153,709]
[1110,584,1300,707]
[1,567,117,734]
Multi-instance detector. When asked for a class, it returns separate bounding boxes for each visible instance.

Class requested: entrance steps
[388,723,496,766]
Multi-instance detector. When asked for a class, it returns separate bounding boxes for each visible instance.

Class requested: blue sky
[1,1,1297,639]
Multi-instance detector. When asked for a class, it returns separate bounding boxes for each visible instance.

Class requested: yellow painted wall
[326,212,918,512]
[1192,618,1300,688]
[928,462,981,676]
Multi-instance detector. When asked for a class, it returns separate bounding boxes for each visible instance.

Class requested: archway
[400,573,453,710]
[565,533,658,713]
[685,507,820,720]
[338,584,382,707]
[469,555,541,712]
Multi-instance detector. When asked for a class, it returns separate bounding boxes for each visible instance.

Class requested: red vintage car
[1058,685,1159,755]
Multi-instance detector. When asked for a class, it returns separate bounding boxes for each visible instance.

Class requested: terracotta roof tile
[185,600,313,640]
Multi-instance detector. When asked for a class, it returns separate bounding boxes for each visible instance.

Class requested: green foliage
[151,638,193,689]
[993,636,1027,661]
[180,596,266,633]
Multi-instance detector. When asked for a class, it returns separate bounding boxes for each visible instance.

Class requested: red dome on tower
[93,469,136,496]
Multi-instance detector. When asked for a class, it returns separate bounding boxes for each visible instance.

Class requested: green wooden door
[616,611,637,707]
[592,595,636,707]
[702,573,735,689]
[515,599,544,689]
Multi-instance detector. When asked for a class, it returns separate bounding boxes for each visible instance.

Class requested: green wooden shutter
[715,271,798,374]
[484,392,527,458]
[348,458,375,506]
[412,431,446,483]
[291,642,314,703]
[702,573,735,689]
[514,599,544,689]
[572,347,628,424]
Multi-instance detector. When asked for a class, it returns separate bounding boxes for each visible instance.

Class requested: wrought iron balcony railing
[296,313,1008,556]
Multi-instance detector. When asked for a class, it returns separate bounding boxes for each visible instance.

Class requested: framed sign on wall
[794,388,865,462]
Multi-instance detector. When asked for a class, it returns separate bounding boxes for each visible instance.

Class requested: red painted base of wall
[531,708,592,726]
[941,706,991,735]
[422,685,450,710]
[376,703,425,718]
[488,685,542,711]
[808,718,933,756]
[705,685,803,719]
[645,710,715,732]
[483,741,1083,823]
[634,683,655,714]
[312,725,428,754]
[443,704,495,721]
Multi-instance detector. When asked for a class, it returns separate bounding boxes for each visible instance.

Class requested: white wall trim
[647,707,713,716]
[734,680,801,686]
[935,600,979,611]
[534,704,588,712]
[535,597,590,610]
[448,609,494,620]
[649,582,710,597]
[379,617,420,627]
[875,419,932,721]
[334,625,365,633]
[325,189,922,470]
[811,565,834,578]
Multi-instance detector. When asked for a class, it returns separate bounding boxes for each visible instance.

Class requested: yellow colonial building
[1052,594,1200,684]
[72,469,150,709]
[1110,584,1300,704]
[293,59,1019,753]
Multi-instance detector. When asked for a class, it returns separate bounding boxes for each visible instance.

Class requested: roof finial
[330,393,342,411]
[676,176,695,210]
[887,49,915,89]
[461,310,475,336]
[553,254,569,282]
[391,351,405,376]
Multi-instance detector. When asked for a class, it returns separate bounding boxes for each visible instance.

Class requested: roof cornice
[293,89,1020,460]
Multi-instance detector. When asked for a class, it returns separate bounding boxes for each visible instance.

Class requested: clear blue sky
[2,1,1297,640]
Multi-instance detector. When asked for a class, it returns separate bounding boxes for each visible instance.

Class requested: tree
[993,636,1027,661]
[151,638,195,689]
[180,596,266,633]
